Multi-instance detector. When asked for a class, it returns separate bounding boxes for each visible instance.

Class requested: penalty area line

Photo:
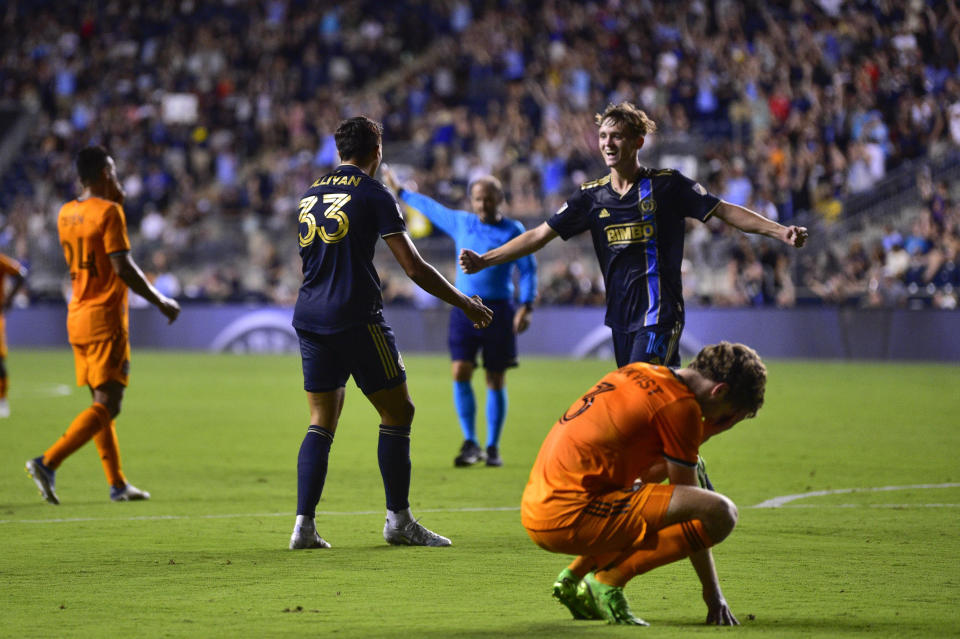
[0,505,520,526]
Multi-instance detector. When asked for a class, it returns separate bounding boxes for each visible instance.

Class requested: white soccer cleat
[289,518,332,550]
[110,483,151,501]
[383,517,451,547]
[25,457,59,505]
[0,398,10,418]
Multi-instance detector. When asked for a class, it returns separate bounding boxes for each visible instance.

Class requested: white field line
[757,503,960,508]
[4,485,959,525]
[750,482,960,508]
[10,382,73,399]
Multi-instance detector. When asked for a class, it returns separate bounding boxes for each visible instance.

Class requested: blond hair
[688,342,767,418]
[594,102,658,138]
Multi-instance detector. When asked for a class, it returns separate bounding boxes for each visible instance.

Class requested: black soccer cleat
[454,440,485,467]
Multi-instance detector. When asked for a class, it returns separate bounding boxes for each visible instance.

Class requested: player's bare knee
[394,398,415,425]
[706,495,738,543]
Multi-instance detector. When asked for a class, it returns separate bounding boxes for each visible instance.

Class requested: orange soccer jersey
[57,197,131,345]
[521,363,704,531]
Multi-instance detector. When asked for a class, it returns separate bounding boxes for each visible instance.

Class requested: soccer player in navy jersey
[461,102,809,368]
[383,167,537,468]
[289,116,493,550]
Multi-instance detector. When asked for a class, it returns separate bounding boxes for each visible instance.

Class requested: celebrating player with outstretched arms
[461,102,807,368]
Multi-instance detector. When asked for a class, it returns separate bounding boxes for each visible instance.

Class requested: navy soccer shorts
[448,299,518,372]
[297,320,406,395]
[613,322,683,368]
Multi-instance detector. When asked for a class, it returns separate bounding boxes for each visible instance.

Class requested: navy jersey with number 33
[293,164,406,334]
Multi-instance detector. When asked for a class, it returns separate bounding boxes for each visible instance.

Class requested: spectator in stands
[0,0,957,311]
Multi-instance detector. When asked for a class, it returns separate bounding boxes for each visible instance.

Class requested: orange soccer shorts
[71,329,130,389]
[525,483,675,558]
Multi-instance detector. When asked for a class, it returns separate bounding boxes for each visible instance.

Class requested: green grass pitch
[1,349,958,638]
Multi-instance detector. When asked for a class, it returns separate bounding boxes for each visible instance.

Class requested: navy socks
[296,425,334,518]
[378,424,411,512]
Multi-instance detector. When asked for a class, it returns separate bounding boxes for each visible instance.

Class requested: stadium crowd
[1,0,959,310]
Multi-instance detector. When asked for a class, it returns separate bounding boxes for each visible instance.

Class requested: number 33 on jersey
[292,164,407,333]
[298,193,352,246]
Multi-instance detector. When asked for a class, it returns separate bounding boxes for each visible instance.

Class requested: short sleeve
[374,189,408,237]
[102,204,132,255]
[652,398,702,466]
[547,189,592,240]
[670,173,721,223]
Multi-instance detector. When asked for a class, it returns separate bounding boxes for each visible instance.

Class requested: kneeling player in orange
[25,146,180,505]
[521,342,766,625]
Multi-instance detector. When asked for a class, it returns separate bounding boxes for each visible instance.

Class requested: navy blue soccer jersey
[293,164,406,334]
[547,168,720,332]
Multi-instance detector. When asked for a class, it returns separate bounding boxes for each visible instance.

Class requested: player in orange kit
[0,253,27,418]
[521,342,767,625]
[25,145,180,504]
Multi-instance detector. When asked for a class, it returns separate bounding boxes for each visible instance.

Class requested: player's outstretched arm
[384,233,492,328]
[381,164,403,193]
[109,252,181,323]
[459,222,558,274]
[714,201,808,248]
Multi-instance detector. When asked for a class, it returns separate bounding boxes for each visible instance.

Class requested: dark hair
[76,145,111,185]
[594,102,657,138]
[688,341,767,418]
[334,116,383,163]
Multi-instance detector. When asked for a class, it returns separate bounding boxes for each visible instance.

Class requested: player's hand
[381,163,402,193]
[158,296,181,324]
[459,248,488,274]
[704,591,739,626]
[513,306,532,334]
[784,225,808,248]
[463,294,493,329]
[107,181,126,206]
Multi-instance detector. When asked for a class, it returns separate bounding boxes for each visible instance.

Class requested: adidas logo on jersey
[598,208,610,218]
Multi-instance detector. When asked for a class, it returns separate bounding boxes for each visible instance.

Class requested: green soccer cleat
[552,568,600,620]
[579,572,649,626]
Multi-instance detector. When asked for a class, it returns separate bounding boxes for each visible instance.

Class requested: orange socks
[43,403,111,470]
[0,376,8,399]
[94,421,127,488]
[597,520,713,586]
